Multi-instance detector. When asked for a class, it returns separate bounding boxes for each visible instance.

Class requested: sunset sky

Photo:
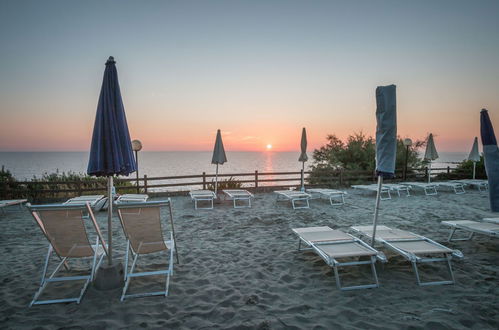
[0,0,498,152]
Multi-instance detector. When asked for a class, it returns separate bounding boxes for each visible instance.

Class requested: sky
[0,0,498,152]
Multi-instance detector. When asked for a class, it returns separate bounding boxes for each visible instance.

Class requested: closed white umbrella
[424,133,439,183]
[468,137,480,179]
[298,127,308,191]
[212,129,227,195]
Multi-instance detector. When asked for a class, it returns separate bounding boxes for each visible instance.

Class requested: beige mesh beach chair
[189,190,216,209]
[117,200,177,301]
[350,225,463,286]
[441,219,499,241]
[293,226,386,290]
[27,203,107,306]
[274,190,311,209]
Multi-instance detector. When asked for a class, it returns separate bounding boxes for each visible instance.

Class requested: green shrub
[207,177,243,190]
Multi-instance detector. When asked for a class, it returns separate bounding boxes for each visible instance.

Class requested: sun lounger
[116,194,149,204]
[274,190,311,209]
[189,190,216,209]
[0,199,27,213]
[351,184,391,200]
[383,184,411,197]
[399,182,439,196]
[441,220,499,241]
[64,195,106,214]
[483,217,499,224]
[293,226,386,290]
[453,179,488,192]
[222,189,253,208]
[434,181,466,194]
[306,188,347,205]
[116,201,176,301]
[26,203,107,306]
[350,225,463,286]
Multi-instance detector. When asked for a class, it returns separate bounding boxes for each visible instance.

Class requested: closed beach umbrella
[298,127,308,191]
[212,129,227,195]
[468,137,480,179]
[424,133,439,183]
[372,85,397,246]
[480,109,499,212]
[88,56,136,266]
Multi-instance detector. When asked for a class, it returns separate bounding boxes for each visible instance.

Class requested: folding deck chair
[0,199,27,213]
[293,226,386,290]
[350,225,463,286]
[434,182,466,194]
[441,220,499,241]
[352,184,392,200]
[274,190,311,209]
[399,182,439,196]
[116,200,177,301]
[222,189,254,208]
[306,189,347,205]
[189,190,216,209]
[27,203,107,306]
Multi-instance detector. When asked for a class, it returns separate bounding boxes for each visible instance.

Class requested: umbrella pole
[428,162,432,183]
[168,201,180,264]
[107,176,113,265]
[473,161,476,180]
[371,175,383,247]
[215,164,219,195]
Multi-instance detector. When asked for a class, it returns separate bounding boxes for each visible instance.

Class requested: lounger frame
[352,185,392,200]
[189,190,216,210]
[0,199,27,214]
[307,189,347,206]
[400,182,438,196]
[442,220,499,242]
[275,190,311,209]
[223,189,253,208]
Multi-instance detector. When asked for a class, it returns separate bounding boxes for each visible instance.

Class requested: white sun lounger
[306,189,347,205]
[350,225,463,286]
[434,182,466,194]
[483,217,499,224]
[274,190,311,209]
[293,226,386,290]
[116,194,149,204]
[0,199,27,213]
[352,184,391,200]
[222,189,254,208]
[453,179,488,192]
[27,203,107,306]
[441,220,499,242]
[399,182,439,196]
[383,184,411,197]
[189,190,216,210]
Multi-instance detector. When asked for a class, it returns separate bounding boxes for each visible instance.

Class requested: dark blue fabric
[375,85,397,179]
[480,109,499,212]
[87,57,136,177]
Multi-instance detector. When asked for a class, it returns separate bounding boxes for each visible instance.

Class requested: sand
[1,188,498,329]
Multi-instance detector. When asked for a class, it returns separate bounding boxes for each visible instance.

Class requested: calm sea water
[0,151,468,180]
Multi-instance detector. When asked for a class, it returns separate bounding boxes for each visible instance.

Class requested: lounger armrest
[452,249,464,259]
[376,251,388,263]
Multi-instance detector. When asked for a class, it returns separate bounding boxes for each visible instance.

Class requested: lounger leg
[447,228,457,242]
[370,256,380,288]
[412,262,422,286]
[121,250,139,301]
[298,239,302,251]
[333,265,342,289]
[30,245,53,307]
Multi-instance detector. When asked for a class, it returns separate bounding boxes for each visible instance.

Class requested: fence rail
[0,166,477,202]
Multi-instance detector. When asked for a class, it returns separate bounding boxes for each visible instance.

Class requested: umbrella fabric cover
[88,57,136,176]
[424,134,439,161]
[468,137,480,162]
[298,127,308,162]
[212,129,227,165]
[480,109,499,212]
[375,85,397,178]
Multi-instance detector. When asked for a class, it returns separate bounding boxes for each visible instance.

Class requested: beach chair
[434,181,466,194]
[293,226,386,290]
[116,201,176,301]
[454,179,488,192]
[441,220,499,242]
[27,203,107,306]
[116,194,149,204]
[399,182,439,196]
[189,190,216,209]
[274,190,311,209]
[350,225,463,286]
[383,184,411,197]
[222,189,254,208]
[306,188,347,205]
[0,199,27,213]
[351,184,391,200]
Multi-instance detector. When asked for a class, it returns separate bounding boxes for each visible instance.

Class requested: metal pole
[167,200,180,264]
[301,162,305,191]
[472,161,476,180]
[404,145,409,180]
[107,176,113,265]
[135,150,139,193]
[215,164,219,195]
[371,175,383,247]
[428,162,432,183]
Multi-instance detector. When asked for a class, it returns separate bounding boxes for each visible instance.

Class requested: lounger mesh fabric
[317,242,377,258]
[390,241,451,254]
[299,230,352,242]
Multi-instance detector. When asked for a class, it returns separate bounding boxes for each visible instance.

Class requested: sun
[266,144,272,150]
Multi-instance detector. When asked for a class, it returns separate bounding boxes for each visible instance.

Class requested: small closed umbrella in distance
[372,85,397,246]
[424,133,439,183]
[298,127,308,191]
[212,129,227,195]
[88,56,137,269]
[467,137,480,180]
[480,109,499,212]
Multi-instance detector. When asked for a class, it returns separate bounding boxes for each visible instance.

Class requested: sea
[0,151,469,180]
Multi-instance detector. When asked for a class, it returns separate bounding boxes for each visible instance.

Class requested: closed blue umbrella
[88,56,136,265]
[480,109,499,212]
[372,85,397,246]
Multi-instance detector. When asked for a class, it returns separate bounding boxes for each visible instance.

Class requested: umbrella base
[93,262,124,290]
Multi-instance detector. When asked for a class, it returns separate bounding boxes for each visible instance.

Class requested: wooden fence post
[144,175,148,194]
[202,172,206,190]
[339,170,343,187]
[254,170,258,189]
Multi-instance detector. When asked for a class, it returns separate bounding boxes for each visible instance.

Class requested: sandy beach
[1,188,498,329]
